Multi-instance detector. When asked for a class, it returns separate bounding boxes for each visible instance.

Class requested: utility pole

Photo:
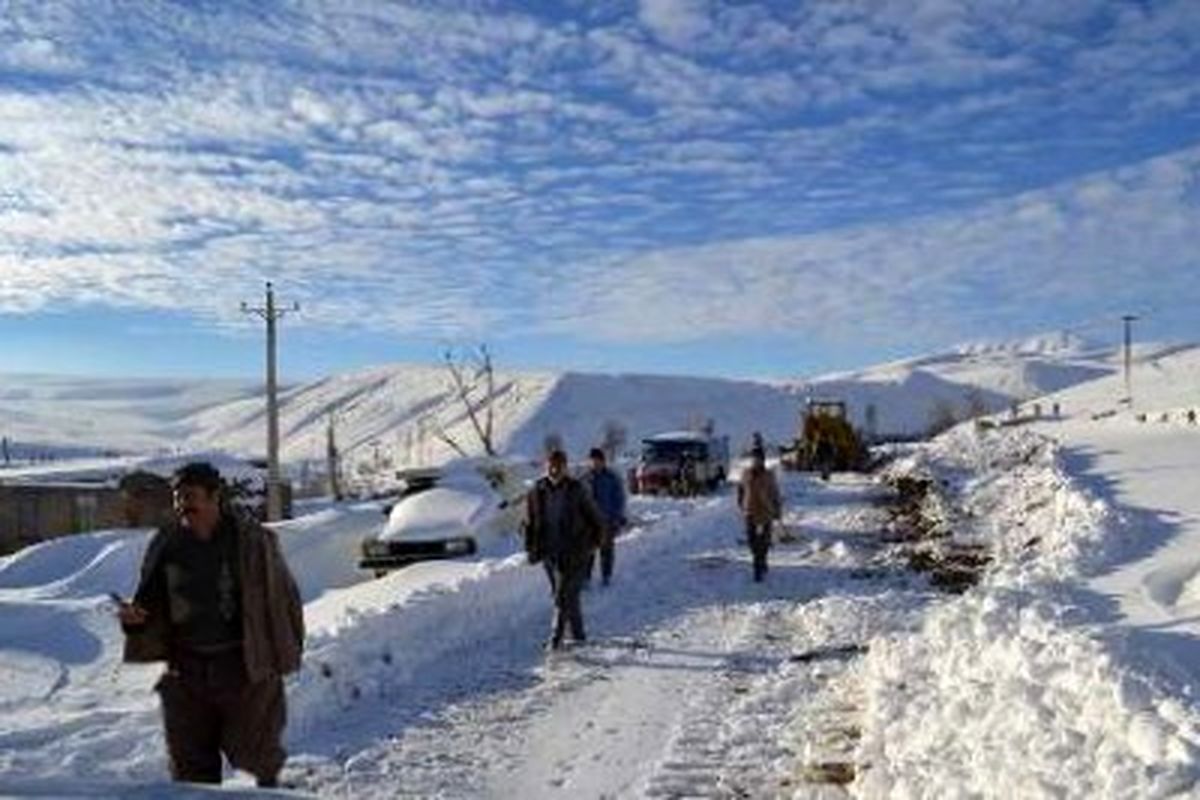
[1122,314,1138,408]
[326,413,342,501]
[242,281,299,522]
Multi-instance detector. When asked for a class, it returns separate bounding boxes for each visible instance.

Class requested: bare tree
[422,410,471,459]
[685,411,708,433]
[600,419,628,461]
[425,344,500,459]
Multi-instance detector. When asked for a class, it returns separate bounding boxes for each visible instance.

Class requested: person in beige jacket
[116,462,304,788]
[737,448,782,582]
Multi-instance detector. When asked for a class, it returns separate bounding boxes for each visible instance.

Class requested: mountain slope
[1,334,1177,474]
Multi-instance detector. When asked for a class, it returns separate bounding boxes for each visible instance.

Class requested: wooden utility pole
[1122,314,1138,408]
[326,413,342,501]
[241,281,299,521]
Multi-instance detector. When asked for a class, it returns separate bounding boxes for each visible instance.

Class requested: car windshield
[641,441,708,463]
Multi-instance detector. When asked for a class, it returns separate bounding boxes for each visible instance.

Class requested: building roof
[0,451,262,489]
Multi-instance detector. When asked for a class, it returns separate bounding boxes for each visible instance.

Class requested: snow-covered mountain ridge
[3,334,1186,469]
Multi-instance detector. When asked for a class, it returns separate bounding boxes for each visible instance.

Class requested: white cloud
[638,0,713,49]
[0,0,1196,358]
[552,145,1200,346]
[1,36,82,74]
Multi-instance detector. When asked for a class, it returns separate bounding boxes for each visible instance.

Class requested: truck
[628,431,730,496]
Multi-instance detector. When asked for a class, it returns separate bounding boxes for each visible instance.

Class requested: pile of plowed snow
[855,426,1200,798]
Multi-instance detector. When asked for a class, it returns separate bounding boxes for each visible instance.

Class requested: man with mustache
[116,462,304,788]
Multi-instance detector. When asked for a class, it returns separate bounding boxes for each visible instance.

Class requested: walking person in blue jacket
[584,447,628,587]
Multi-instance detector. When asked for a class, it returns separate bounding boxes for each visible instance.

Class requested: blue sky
[0,0,1198,381]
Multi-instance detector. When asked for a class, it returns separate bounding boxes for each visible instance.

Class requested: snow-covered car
[358,461,527,575]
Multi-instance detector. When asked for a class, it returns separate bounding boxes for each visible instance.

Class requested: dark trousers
[156,648,286,786]
[544,559,587,645]
[746,520,772,582]
[587,524,617,585]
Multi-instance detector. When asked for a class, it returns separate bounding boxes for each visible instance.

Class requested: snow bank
[274,503,388,603]
[0,529,146,591]
[859,590,1200,798]
[882,427,1121,580]
[856,427,1200,798]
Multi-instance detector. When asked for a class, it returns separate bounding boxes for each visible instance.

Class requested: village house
[0,470,171,555]
[0,455,285,555]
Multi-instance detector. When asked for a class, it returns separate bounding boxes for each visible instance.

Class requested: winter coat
[524,476,603,568]
[123,514,306,683]
[738,465,782,526]
[584,467,627,530]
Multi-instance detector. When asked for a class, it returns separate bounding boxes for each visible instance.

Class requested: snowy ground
[0,469,915,798]
[4,346,1200,798]
[284,477,908,799]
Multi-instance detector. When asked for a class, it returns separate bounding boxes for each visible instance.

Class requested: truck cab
[629,431,729,496]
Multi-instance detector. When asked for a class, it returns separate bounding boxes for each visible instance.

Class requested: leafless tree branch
[442,345,498,457]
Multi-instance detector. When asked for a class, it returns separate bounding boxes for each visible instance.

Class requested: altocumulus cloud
[557,146,1200,345]
[0,0,1197,349]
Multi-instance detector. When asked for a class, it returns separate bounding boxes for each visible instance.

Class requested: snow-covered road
[287,475,904,799]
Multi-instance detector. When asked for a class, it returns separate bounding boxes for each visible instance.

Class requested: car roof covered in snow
[379,484,495,542]
[642,431,712,443]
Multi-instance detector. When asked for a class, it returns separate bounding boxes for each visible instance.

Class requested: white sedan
[359,461,527,575]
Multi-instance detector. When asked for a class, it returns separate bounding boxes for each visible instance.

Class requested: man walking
[116,462,305,787]
[583,447,627,587]
[524,450,603,649]
[737,448,782,582]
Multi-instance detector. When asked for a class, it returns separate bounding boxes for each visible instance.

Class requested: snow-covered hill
[189,366,811,472]
[0,373,258,456]
[2,333,1177,476]
[802,331,1121,434]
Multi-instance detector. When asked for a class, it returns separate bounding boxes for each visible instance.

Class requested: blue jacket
[585,466,627,528]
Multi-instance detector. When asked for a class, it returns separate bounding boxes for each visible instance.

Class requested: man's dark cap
[588,447,605,460]
[172,461,223,493]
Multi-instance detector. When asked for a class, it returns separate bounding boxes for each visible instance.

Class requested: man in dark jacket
[116,462,305,787]
[583,447,627,587]
[524,450,603,649]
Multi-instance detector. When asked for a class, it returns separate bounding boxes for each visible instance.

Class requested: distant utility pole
[1122,314,1138,408]
[326,413,342,501]
[242,281,299,522]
